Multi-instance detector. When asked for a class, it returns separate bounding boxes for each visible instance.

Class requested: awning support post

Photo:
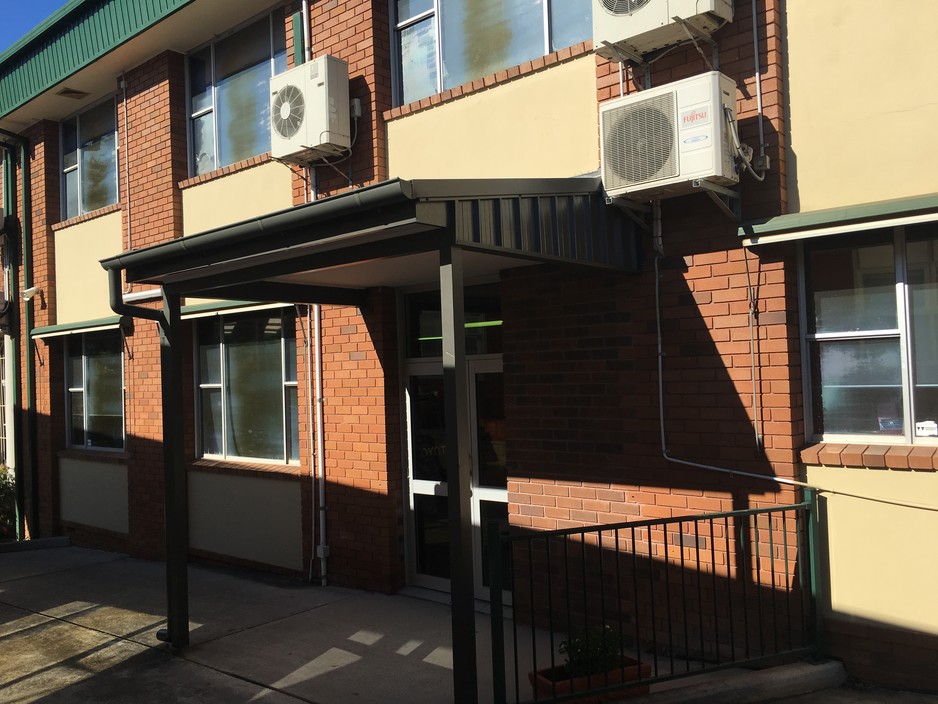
[440,244,478,703]
[156,287,189,650]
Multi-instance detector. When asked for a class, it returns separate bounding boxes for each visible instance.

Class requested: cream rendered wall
[59,457,129,533]
[387,57,598,179]
[188,471,302,571]
[182,161,294,236]
[807,465,938,634]
[53,211,123,325]
[786,2,938,212]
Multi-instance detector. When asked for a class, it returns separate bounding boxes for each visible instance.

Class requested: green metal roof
[0,0,195,119]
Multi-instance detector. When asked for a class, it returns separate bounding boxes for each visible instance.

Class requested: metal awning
[99,176,637,704]
[101,176,639,298]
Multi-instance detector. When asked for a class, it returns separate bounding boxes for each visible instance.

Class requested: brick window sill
[383,40,593,122]
[178,153,277,190]
[58,448,130,464]
[800,442,938,472]
[189,457,304,480]
[52,203,122,231]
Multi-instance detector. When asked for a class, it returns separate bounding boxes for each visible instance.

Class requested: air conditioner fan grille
[602,92,677,189]
[272,83,306,140]
[599,0,652,14]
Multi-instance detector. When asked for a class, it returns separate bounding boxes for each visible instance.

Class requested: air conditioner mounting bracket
[693,180,740,221]
[606,195,651,232]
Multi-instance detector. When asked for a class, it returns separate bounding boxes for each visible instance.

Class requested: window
[196,309,299,462]
[66,331,124,449]
[803,222,938,442]
[394,0,592,105]
[188,9,287,176]
[61,99,118,219]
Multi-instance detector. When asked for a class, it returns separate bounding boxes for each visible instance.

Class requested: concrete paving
[0,545,934,703]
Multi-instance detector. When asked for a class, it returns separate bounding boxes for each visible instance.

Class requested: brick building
[0,0,936,697]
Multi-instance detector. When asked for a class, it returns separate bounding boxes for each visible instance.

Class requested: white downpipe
[314,304,327,584]
[302,0,312,62]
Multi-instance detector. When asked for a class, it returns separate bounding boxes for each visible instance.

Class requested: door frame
[403,354,506,597]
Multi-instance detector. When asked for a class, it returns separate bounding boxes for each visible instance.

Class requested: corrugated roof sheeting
[0,0,194,118]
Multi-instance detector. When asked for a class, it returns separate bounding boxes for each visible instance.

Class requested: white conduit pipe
[314,303,327,584]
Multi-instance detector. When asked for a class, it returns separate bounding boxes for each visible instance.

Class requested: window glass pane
[62,119,78,170]
[200,387,223,455]
[441,0,545,90]
[191,112,216,176]
[64,169,79,220]
[215,19,271,167]
[409,375,445,481]
[414,494,449,579]
[189,47,213,114]
[810,338,902,436]
[284,317,297,383]
[79,101,117,213]
[272,8,288,75]
[69,391,85,447]
[224,314,284,459]
[286,386,299,461]
[405,284,502,358]
[398,0,433,22]
[84,333,123,448]
[400,17,438,104]
[549,0,591,51]
[67,336,83,387]
[907,227,938,436]
[806,235,896,333]
[197,318,221,384]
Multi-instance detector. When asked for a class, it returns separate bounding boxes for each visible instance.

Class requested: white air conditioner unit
[600,70,738,200]
[593,0,733,59]
[270,55,351,163]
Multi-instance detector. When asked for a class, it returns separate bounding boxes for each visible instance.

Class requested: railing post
[804,489,824,657]
[488,521,507,704]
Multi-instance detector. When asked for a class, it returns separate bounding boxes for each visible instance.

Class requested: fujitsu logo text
[682,109,708,125]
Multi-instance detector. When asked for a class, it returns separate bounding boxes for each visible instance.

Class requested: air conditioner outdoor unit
[270,55,350,163]
[593,0,733,59]
[600,70,738,200]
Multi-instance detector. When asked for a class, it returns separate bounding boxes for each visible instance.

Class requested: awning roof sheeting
[100,177,638,301]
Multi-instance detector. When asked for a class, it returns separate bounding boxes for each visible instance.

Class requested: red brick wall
[319,289,403,592]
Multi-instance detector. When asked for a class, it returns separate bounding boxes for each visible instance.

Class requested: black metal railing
[489,492,819,704]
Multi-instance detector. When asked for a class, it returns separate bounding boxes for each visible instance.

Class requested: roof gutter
[100,178,415,280]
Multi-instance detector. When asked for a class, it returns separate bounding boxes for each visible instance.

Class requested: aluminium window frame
[194,310,300,464]
[184,7,287,177]
[65,330,126,452]
[798,226,934,446]
[60,96,119,220]
[390,0,581,106]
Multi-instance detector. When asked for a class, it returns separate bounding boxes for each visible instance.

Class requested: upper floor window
[394,0,592,105]
[66,331,124,450]
[61,99,118,220]
[188,8,287,176]
[803,223,938,443]
[196,309,299,462]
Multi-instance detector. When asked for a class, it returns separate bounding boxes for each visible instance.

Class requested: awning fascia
[739,192,938,246]
[32,315,122,339]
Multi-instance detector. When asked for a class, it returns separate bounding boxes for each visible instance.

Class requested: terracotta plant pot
[528,656,652,703]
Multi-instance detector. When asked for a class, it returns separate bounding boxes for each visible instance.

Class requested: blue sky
[0,1,72,55]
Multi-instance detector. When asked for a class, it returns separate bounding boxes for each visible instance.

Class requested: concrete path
[1,546,933,703]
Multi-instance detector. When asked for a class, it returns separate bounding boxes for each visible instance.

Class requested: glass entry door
[406,356,508,598]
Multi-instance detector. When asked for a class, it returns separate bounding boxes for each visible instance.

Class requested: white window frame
[65,330,125,451]
[185,8,287,176]
[60,97,119,220]
[195,310,299,464]
[799,225,938,446]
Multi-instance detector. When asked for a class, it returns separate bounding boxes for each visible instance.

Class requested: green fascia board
[31,314,122,338]
[739,193,938,239]
[0,0,196,119]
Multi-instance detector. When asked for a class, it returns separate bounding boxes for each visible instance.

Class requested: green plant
[0,469,16,541]
[559,624,628,677]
